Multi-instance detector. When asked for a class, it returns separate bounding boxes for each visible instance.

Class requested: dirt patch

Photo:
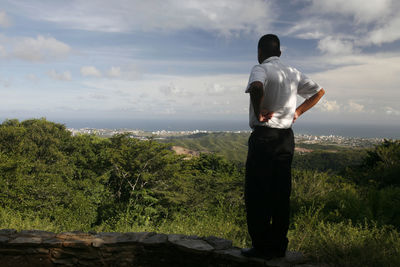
[295,147,314,153]
[171,146,200,158]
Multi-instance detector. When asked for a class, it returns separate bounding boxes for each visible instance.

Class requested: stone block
[204,236,233,250]
[57,231,92,239]
[142,233,168,245]
[91,237,106,248]
[171,238,214,252]
[167,233,186,243]
[0,236,10,244]
[286,251,306,265]
[62,238,91,248]
[51,257,78,266]
[19,230,55,239]
[94,232,120,245]
[0,229,17,235]
[51,248,74,259]
[116,232,155,244]
[9,236,42,246]
[33,247,50,254]
[214,248,248,262]
[41,237,63,248]
[0,248,28,255]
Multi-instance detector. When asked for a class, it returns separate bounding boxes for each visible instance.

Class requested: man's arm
[248,81,274,122]
[293,88,325,123]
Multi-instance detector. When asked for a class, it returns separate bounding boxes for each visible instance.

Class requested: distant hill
[162,132,369,172]
[163,132,249,162]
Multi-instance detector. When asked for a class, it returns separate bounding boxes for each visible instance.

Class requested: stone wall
[0,229,312,266]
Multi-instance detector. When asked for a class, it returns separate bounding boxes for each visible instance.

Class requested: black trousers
[245,126,294,253]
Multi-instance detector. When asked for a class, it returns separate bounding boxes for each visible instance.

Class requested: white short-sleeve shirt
[245,56,322,129]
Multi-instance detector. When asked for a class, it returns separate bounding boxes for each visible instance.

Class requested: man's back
[246,56,321,129]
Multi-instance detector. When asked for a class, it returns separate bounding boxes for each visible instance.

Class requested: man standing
[242,34,325,259]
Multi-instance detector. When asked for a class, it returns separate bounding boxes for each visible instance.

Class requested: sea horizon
[1,117,398,139]
[53,118,399,139]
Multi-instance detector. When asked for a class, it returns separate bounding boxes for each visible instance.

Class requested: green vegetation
[165,132,250,162]
[1,119,399,266]
[163,131,367,173]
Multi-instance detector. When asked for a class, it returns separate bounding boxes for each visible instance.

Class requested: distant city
[68,127,384,148]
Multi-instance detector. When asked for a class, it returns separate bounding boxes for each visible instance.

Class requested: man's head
[257,34,281,63]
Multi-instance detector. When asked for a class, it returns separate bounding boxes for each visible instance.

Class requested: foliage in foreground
[0,119,399,267]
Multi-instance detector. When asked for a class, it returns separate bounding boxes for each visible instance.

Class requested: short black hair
[258,34,280,56]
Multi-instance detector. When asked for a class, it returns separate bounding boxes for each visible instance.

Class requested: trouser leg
[245,128,294,252]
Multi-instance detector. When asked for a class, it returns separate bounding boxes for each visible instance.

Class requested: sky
[1,0,400,130]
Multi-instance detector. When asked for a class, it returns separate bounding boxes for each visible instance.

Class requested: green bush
[367,187,400,228]
[291,170,371,224]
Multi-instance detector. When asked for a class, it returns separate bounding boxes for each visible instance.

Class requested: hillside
[162,132,370,172]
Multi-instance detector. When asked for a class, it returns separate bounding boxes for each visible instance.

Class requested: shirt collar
[262,56,279,64]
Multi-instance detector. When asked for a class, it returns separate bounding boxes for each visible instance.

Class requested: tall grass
[289,206,400,267]
[0,207,59,232]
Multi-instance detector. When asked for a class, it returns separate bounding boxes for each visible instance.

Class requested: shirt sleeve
[297,72,322,99]
[245,65,266,93]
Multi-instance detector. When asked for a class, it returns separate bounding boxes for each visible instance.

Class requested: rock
[51,257,78,265]
[167,233,186,243]
[56,231,92,239]
[117,232,155,244]
[142,233,168,245]
[204,235,233,250]
[94,232,120,245]
[9,237,42,246]
[41,237,63,248]
[62,238,92,248]
[0,229,17,235]
[91,237,106,248]
[286,251,307,265]
[0,236,10,243]
[19,230,55,239]
[214,248,248,262]
[170,238,214,252]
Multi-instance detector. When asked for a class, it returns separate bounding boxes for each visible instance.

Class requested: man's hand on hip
[259,109,274,122]
[292,110,300,123]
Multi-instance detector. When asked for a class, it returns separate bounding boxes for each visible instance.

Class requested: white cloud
[25,74,38,82]
[79,73,248,117]
[317,36,355,55]
[308,0,392,24]
[0,45,6,57]
[48,70,72,81]
[106,65,141,80]
[317,99,341,112]
[0,76,11,87]
[159,83,191,97]
[311,54,400,100]
[385,106,400,116]
[107,66,121,78]
[0,11,12,27]
[12,35,71,62]
[364,16,400,45]
[289,0,400,50]
[347,100,364,112]
[81,66,102,77]
[10,0,275,36]
[207,83,228,95]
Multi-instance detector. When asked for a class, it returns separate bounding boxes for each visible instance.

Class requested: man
[242,34,325,260]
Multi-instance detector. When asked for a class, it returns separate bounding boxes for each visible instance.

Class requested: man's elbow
[249,82,264,98]
[318,88,325,97]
